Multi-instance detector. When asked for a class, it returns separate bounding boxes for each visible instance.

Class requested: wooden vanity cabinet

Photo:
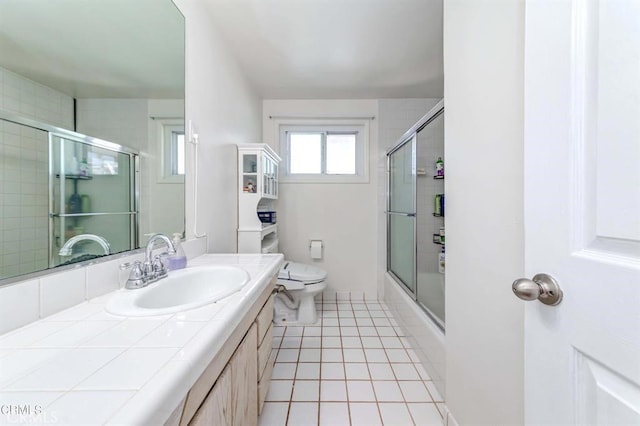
[180,280,276,426]
[189,324,257,425]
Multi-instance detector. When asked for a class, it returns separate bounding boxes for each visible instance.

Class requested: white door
[523,0,640,424]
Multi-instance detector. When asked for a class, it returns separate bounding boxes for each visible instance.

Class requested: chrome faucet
[121,233,176,289]
[59,234,111,256]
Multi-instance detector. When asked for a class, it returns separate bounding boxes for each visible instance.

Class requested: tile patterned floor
[258,299,444,426]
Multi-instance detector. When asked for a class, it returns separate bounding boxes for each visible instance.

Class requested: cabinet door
[230,323,258,426]
[189,363,232,425]
[189,324,258,426]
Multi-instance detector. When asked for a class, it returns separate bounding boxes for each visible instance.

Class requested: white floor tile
[358,326,378,336]
[414,363,432,380]
[299,348,321,362]
[364,348,388,363]
[319,402,350,426]
[349,402,382,426]
[272,336,284,349]
[340,327,359,337]
[259,402,289,426]
[368,310,387,318]
[344,363,370,380]
[355,318,374,327]
[296,363,320,380]
[385,348,411,363]
[301,336,322,348]
[320,363,345,380]
[392,363,421,380]
[337,311,354,319]
[272,363,297,380]
[321,348,343,363]
[373,318,391,327]
[265,380,294,401]
[273,327,286,337]
[380,336,403,349]
[346,380,376,402]
[322,326,340,336]
[322,336,342,348]
[320,380,347,401]
[360,336,383,348]
[288,402,319,426]
[354,311,370,318]
[292,380,319,402]
[379,402,414,425]
[351,303,368,311]
[303,327,322,337]
[339,318,357,326]
[376,327,397,337]
[341,336,362,348]
[343,348,366,363]
[372,380,404,402]
[368,363,395,380]
[399,381,433,403]
[322,318,339,327]
[321,311,338,318]
[277,348,300,363]
[285,327,304,337]
[280,336,302,349]
[407,403,443,425]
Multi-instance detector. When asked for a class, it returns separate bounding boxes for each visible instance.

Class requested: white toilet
[273,261,327,325]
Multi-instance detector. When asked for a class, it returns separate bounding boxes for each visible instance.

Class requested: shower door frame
[386,100,445,330]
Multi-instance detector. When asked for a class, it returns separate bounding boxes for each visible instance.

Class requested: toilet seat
[277,261,327,289]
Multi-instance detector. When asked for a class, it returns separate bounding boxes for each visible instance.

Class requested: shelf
[261,223,277,238]
[243,172,258,176]
[56,174,93,180]
[433,176,444,180]
[433,213,444,217]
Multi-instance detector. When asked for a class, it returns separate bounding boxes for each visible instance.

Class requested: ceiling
[0,0,184,98]
[203,0,443,99]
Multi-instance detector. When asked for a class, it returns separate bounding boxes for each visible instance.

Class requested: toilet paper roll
[310,240,323,259]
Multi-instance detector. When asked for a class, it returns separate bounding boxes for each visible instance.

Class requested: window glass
[290,133,322,174]
[173,132,185,175]
[326,133,356,174]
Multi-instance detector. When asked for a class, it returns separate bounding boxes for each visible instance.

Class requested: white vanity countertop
[0,253,284,425]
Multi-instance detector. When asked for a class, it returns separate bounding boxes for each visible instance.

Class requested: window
[279,121,369,183]
[161,123,185,183]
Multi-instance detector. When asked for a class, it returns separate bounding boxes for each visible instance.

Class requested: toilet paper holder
[309,240,323,259]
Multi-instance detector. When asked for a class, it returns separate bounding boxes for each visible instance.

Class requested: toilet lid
[278,261,327,283]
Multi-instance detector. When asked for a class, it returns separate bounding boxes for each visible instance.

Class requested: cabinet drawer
[258,323,273,379]
[256,295,274,345]
[258,350,276,415]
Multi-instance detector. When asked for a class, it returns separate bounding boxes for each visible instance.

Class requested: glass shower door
[387,136,416,294]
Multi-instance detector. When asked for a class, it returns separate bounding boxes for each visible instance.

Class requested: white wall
[443,0,525,424]
[262,99,378,299]
[175,0,262,252]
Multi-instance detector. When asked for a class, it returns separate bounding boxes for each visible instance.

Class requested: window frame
[159,122,185,184]
[278,119,370,184]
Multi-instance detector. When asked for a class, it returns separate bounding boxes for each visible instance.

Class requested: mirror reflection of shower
[387,103,445,330]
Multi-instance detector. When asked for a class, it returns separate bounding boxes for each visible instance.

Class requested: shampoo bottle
[435,157,444,177]
[166,233,187,271]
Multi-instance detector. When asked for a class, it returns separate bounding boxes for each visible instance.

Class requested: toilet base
[273,290,323,325]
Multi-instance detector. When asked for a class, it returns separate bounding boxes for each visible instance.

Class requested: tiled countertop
[0,253,284,425]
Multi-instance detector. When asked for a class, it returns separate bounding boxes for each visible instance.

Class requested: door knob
[512,273,563,306]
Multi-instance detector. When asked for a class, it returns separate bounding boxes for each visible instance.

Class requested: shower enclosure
[387,103,445,330]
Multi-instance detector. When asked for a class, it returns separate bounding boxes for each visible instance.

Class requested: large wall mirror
[0,0,185,282]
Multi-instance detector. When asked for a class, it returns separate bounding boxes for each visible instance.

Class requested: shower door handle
[385,211,416,217]
[512,273,563,306]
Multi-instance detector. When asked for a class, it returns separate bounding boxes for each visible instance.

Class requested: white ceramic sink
[106,265,250,316]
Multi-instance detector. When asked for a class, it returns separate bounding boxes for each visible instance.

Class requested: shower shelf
[432,213,444,217]
[433,176,444,180]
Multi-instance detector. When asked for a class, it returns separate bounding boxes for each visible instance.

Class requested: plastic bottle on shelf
[435,157,444,177]
[166,233,187,271]
[438,246,445,274]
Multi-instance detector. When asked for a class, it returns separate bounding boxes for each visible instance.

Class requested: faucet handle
[152,255,168,279]
[123,261,146,289]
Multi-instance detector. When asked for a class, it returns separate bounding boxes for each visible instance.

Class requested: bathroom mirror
[0,0,185,281]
